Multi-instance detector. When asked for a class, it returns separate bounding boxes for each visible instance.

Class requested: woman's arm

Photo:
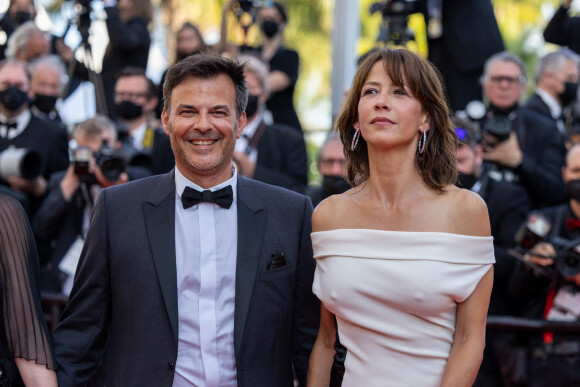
[439,267,493,387]
[307,304,337,387]
[14,358,57,387]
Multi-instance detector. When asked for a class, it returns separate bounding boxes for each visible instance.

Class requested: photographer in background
[33,115,129,295]
[0,58,68,217]
[221,1,302,131]
[510,143,580,386]
[525,48,580,138]
[453,117,532,386]
[479,51,567,209]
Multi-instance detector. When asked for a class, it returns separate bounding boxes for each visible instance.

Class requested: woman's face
[354,61,428,151]
[177,28,202,55]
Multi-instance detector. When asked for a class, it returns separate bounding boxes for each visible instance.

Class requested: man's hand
[482,131,523,168]
[524,242,557,266]
[8,176,47,196]
[60,165,80,201]
[233,150,256,178]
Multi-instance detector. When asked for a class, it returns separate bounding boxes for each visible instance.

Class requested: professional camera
[369,0,419,46]
[515,213,580,278]
[482,113,514,144]
[0,146,42,180]
[73,141,126,182]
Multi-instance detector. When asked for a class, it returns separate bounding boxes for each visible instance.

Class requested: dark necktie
[181,185,233,209]
[566,218,580,231]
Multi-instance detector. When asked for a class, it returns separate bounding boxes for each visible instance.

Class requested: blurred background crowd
[2,0,580,385]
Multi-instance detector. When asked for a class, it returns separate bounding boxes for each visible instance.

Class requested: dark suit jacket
[515,107,567,208]
[422,0,504,110]
[544,5,580,55]
[52,171,319,386]
[135,127,174,175]
[524,93,553,120]
[253,121,308,194]
[33,171,91,293]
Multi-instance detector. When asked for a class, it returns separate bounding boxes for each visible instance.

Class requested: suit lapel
[234,176,267,357]
[143,171,178,342]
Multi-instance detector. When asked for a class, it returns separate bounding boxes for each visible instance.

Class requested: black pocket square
[267,253,286,270]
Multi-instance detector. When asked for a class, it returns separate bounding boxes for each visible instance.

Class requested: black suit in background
[125,126,174,175]
[99,7,150,119]
[52,171,319,386]
[0,113,69,215]
[524,93,553,120]
[474,175,531,387]
[422,0,504,111]
[33,170,89,294]
[544,5,580,55]
[251,121,308,194]
[517,107,567,208]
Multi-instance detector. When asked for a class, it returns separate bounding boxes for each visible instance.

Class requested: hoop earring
[351,127,361,151]
[417,129,427,154]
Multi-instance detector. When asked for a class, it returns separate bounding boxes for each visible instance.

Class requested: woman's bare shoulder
[312,192,353,232]
[443,186,490,237]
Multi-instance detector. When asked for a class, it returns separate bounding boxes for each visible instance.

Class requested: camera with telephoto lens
[369,0,419,46]
[0,146,42,180]
[482,113,513,144]
[515,213,580,278]
[94,140,126,182]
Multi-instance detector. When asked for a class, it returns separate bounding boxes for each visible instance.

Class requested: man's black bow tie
[0,121,17,129]
[181,185,233,209]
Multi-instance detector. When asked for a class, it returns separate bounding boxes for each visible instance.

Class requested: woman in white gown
[307,48,495,387]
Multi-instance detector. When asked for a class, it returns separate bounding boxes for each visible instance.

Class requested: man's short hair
[0,58,30,80]
[74,114,117,143]
[5,21,44,59]
[481,51,527,84]
[239,54,269,95]
[116,66,156,97]
[163,53,248,118]
[28,54,66,85]
[534,48,580,83]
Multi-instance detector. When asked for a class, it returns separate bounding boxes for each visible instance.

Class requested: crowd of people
[1,0,580,386]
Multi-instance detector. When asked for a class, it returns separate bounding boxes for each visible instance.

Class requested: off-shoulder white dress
[312,229,495,387]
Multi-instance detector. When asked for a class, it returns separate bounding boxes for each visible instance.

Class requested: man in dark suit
[525,48,580,137]
[480,51,567,209]
[544,0,580,55]
[454,119,531,386]
[233,55,307,193]
[114,66,174,175]
[52,54,319,386]
[33,115,131,295]
[421,0,504,111]
[0,58,68,215]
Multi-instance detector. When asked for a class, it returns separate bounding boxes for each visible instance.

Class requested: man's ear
[237,111,247,139]
[161,108,170,135]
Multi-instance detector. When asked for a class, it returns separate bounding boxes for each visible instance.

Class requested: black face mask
[566,178,580,202]
[13,11,31,25]
[260,21,279,38]
[558,82,579,107]
[456,173,477,190]
[321,175,351,196]
[245,94,260,118]
[115,100,143,120]
[0,86,28,111]
[32,94,58,114]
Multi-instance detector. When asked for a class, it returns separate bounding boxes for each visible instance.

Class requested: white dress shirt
[234,112,262,164]
[536,87,565,135]
[130,122,147,151]
[0,109,31,139]
[172,165,238,387]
